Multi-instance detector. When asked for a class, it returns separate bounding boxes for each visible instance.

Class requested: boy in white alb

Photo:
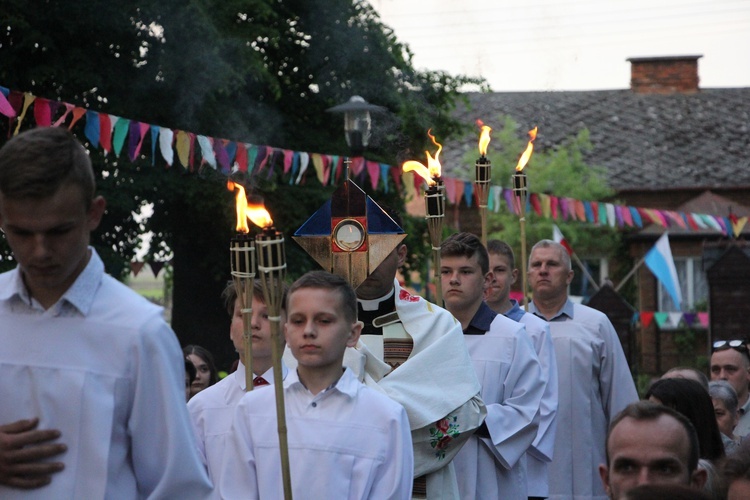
[187,280,288,488]
[220,271,413,499]
[441,233,545,499]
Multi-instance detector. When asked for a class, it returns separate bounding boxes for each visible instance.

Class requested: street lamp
[326,96,386,158]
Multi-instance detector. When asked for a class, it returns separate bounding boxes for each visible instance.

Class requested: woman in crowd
[183,344,219,400]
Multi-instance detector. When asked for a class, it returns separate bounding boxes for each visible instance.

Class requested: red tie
[253,376,269,387]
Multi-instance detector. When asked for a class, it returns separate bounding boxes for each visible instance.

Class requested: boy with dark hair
[188,279,288,487]
[221,271,413,499]
[440,232,544,499]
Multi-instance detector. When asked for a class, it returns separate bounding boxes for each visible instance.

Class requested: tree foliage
[0,0,483,368]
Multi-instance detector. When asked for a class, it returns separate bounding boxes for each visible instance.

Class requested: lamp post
[326,96,385,178]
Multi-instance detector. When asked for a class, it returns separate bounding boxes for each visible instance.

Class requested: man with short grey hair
[528,239,638,499]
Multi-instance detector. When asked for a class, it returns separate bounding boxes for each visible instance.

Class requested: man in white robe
[350,242,486,499]
[485,239,558,500]
[0,127,211,498]
[188,280,288,489]
[528,240,638,500]
[441,233,544,499]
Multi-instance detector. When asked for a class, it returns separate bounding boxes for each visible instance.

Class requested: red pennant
[236,142,248,172]
[367,160,380,190]
[390,167,402,192]
[33,97,51,126]
[640,311,655,328]
[550,195,559,220]
[529,193,542,216]
[99,114,112,153]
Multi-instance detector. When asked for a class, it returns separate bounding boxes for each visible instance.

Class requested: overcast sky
[372,0,750,91]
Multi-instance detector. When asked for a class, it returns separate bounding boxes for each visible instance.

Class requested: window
[657,257,707,312]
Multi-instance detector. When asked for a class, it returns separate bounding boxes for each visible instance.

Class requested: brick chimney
[627,55,702,94]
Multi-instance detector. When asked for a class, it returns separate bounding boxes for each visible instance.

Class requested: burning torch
[228,180,257,392]
[228,183,293,500]
[403,130,445,305]
[475,121,492,247]
[512,127,538,311]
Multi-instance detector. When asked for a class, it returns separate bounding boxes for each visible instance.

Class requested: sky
[371,0,750,92]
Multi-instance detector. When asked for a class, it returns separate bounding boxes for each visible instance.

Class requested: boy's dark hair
[486,240,515,270]
[440,232,489,274]
[287,271,358,323]
[221,280,288,316]
[0,127,95,208]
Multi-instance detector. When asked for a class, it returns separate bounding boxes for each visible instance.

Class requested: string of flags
[635,311,709,330]
[1,83,746,237]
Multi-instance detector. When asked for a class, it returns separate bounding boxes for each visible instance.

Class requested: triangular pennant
[682,312,697,327]
[548,195,558,220]
[697,312,709,328]
[282,149,294,174]
[235,142,248,173]
[149,261,166,278]
[13,93,36,135]
[366,160,380,190]
[33,97,51,126]
[540,193,551,218]
[606,203,616,228]
[463,181,473,208]
[214,139,230,173]
[130,261,145,277]
[175,130,191,168]
[631,312,640,325]
[67,107,86,130]
[112,118,130,157]
[380,163,390,193]
[732,216,748,237]
[0,87,16,118]
[668,312,683,328]
[84,111,101,149]
[196,135,216,169]
[150,126,160,166]
[158,128,174,166]
[653,312,669,327]
[640,311,654,328]
[529,193,541,216]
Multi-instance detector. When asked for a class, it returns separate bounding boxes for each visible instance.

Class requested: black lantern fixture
[326,96,386,158]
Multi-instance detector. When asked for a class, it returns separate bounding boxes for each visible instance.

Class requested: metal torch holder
[230,235,256,391]
[255,229,293,500]
[512,171,529,310]
[425,178,445,306]
[475,158,491,247]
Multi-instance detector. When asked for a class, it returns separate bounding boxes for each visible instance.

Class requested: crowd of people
[2,126,750,499]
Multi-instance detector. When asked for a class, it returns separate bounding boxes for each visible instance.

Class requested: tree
[0,0,483,369]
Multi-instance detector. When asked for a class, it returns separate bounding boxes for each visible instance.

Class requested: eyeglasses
[713,340,750,355]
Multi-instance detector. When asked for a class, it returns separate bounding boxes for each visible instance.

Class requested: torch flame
[514,126,538,172]
[401,129,443,186]
[246,203,273,229]
[228,180,274,231]
[477,120,492,156]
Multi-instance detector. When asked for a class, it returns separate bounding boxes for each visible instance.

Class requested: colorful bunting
[0,82,744,240]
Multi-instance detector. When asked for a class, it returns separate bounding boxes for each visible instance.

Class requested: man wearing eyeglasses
[710,340,750,437]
